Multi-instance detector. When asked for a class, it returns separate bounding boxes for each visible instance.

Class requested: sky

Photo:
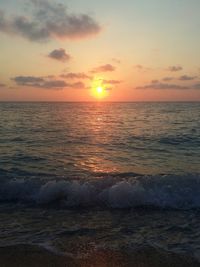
[0,0,200,101]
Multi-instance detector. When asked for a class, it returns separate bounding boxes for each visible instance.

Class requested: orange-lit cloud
[102,79,122,85]
[91,64,116,73]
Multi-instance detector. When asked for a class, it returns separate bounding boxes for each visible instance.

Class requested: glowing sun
[96,86,103,95]
[91,77,109,99]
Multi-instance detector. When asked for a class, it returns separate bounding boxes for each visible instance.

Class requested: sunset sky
[1,0,200,101]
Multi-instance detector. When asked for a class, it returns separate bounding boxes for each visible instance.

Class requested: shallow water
[0,102,200,259]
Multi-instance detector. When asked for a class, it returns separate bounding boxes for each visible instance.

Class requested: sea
[0,102,200,260]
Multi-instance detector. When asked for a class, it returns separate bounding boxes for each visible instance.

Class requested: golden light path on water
[75,107,119,174]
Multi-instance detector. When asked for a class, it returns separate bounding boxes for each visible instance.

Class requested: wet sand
[0,245,200,267]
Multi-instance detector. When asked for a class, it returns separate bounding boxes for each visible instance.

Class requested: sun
[96,86,103,95]
[91,77,108,100]
[94,85,106,99]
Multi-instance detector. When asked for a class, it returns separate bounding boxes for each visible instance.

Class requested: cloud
[162,75,196,82]
[162,77,174,82]
[69,81,85,89]
[0,0,101,42]
[12,76,44,85]
[91,64,116,73]
[134,64,151,72]
[102,79,122,85]
[60,72,91,79]
[112,58,121,64]
[0,83,6,87]
[136,82,188,90]
[168,65,183,72]
[12,75,85,89]
[151,79,159,84]
[41,80,85,89]
[193,83,200,89]
[44,75,56,79]
[179,75,196,81]
[41,80,68,89]
[104,87,112,91]
[48,48,71,62]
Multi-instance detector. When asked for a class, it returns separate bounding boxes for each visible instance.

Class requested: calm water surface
[0,102,199,178]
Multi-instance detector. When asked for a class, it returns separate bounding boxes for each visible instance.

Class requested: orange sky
[0,0,200,101]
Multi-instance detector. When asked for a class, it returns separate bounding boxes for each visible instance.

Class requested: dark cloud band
[12,76,85,90]
[136,82,188,90]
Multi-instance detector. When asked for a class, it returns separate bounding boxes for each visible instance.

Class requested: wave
[159,135,200,146]
[0,174,200,209]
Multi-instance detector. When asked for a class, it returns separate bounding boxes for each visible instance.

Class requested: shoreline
[0,244,200,267]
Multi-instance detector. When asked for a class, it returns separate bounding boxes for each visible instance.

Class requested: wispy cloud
[193,83,200,89]
[134,64,143,70]
[162,77,174,82]
[0,0,101,42]
[104,87,112,91]
[136,82,188,90]
[0,83,6,88]
[48,48,71,62]
[162,75,197,82]
[11,75,85,89]
[179,75,196,81]
[134,64,151,72]
[111,58,121,64]
[102,79,122,85]
[151,79,159,84]
[91,64,116,73]
[168,65,183,72]
[60,72,91,79]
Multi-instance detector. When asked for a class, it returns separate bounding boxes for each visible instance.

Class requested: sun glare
[96,86,103,94]
[94,85,106,99]
[91,78,109,99]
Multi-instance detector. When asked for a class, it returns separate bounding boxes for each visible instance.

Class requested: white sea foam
[0,174,200,209]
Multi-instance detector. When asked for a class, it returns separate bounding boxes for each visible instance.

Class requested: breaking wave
[0,174,200,209]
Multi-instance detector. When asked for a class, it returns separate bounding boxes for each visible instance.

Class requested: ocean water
[0,102,200,259]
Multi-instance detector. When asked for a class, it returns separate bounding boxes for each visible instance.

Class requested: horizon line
[0,100,200,103]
